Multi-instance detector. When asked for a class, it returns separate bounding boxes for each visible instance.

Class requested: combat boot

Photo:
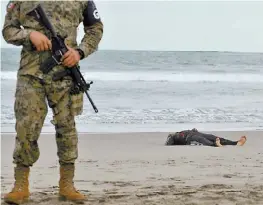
[4,165,30,205]
[59,164,86,203]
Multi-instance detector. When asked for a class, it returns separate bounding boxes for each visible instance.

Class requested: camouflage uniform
[2,0,103,166]
[2,1,103,203]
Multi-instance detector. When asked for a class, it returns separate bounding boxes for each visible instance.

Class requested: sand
[1,131,263,205]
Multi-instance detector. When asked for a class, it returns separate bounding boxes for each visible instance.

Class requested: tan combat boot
[59,164,86,203]
[4,165,30,204]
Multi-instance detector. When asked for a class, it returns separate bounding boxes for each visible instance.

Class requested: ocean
[1,48,263,133]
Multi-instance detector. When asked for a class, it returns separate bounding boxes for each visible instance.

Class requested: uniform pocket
[19,50,40,71]
[70,91,84,116]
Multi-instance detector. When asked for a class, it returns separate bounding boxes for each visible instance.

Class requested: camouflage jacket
[2,0,103,78]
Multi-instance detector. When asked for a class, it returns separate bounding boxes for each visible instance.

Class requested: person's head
[165,134,175,145]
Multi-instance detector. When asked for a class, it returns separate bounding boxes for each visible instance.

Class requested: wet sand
[1,131,263,205]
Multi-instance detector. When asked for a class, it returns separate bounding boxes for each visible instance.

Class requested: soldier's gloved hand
[61,46,81,68]
[29,31,52,51]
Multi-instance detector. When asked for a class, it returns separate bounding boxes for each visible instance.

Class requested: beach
[1,48,263,204]
[1,131,263,205]
[1,2,263,203]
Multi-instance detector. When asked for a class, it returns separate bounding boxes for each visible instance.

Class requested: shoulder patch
[6,1,16,12]
[93,8,100,20]
[83,0,101,27]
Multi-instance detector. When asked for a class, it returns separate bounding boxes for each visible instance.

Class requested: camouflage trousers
[13,74,83,166]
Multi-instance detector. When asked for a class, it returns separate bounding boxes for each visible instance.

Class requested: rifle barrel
[84,90,98,113]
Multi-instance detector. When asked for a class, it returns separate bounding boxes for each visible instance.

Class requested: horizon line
[1,47,263,54]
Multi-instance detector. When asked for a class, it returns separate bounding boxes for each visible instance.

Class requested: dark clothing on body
[165,129,238,147]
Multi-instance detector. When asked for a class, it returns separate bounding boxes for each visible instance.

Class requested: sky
[1,0,263,52]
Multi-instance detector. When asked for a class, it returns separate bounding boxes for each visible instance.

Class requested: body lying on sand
[165,128,247,147]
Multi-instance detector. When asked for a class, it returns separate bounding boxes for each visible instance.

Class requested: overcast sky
[1,0,263,52]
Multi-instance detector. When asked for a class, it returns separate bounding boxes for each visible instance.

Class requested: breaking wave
[1,71,263,83]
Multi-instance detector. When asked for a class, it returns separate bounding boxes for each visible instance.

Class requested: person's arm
[190,135,215,146]
[77,0,104,59]
[2,1,34,48]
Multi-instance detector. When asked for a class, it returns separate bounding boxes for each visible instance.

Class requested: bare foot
[237,136,247,146]
[215,137,223,147]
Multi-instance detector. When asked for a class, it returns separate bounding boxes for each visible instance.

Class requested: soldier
[165,128,247,147]
[2,1,103,204]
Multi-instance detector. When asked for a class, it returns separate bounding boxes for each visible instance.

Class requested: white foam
[1,71,17,80]
[1,71,263,83]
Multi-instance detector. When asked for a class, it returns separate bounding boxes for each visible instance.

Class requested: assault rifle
[27,4,98,113]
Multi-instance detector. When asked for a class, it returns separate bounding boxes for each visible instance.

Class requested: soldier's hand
[29,31,52,51]
[62,47,81,68]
